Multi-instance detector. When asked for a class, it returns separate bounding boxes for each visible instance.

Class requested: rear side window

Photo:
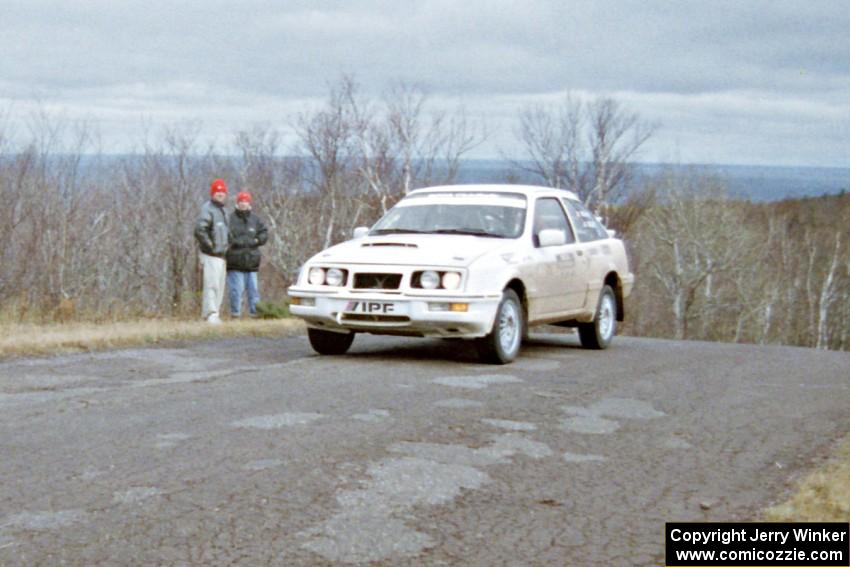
[532,198,575,246]
[561,199,609,241]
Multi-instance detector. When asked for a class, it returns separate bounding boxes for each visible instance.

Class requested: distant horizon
[10,152,849,172]
[38,154,847,201]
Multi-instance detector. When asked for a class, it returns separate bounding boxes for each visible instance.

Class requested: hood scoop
[361,242,418,248]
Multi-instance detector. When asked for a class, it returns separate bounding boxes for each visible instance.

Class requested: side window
[532,198,575,246]
[561,199,608,241]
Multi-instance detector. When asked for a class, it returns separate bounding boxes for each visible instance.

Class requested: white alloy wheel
[478,289,523,364]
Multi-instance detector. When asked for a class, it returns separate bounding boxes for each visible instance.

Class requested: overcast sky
[1,0,848,166]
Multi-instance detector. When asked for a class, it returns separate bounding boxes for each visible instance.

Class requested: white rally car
[288,184,634,364]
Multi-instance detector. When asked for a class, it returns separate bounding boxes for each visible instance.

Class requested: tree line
[0,77,847,351]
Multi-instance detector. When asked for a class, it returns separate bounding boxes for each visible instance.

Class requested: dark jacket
[194,200,230,257]
[226,209,268,272]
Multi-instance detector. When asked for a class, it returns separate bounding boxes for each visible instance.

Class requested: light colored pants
[200,253,226,320]
[227,271,260,316]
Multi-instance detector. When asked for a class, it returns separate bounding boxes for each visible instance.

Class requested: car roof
[408,184,580,202]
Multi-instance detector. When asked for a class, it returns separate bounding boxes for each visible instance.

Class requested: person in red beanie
[226,191,268,317]
[193,178,230,323]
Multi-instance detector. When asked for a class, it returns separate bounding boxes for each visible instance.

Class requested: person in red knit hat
[193,178,230,323]
[226,191,268,317]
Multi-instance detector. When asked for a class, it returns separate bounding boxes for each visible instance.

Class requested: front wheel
[578,285,617,350]
[307,328,355,355]
[477,289,524,364]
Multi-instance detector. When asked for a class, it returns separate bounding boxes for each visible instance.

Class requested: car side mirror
[353,226,369,239]
[537,228,567,247]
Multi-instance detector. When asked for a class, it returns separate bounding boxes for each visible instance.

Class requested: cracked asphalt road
[0,333,848,565]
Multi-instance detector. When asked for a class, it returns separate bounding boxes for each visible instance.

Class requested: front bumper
[288,287,502,338]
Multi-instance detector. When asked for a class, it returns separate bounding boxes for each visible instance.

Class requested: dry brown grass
[0,318,305,359]
[764,434,850,521]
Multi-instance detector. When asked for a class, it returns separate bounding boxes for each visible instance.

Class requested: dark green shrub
[254,301,291,319]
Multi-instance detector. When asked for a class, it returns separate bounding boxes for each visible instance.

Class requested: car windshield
[370,195,527,239]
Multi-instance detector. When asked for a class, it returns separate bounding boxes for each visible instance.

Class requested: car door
[561,198,611,310]
[525,197,585,320]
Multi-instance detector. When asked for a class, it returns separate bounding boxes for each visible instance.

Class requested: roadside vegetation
[764,434,850,522]
[0,318,303,359]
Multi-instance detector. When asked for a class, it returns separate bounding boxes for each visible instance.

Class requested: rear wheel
[578,285,616,350]
[477,289,523,364]
[307,328,355,355]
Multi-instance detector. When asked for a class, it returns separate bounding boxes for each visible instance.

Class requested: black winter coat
[226,210,268,272]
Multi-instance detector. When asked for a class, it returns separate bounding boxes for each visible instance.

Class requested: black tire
[307,328,355,355]
[477,289,524,364]
[578,285,617,350]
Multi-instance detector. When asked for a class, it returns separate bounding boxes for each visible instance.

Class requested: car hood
[309,234,514,268]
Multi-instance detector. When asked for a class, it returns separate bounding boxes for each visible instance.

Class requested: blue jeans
[227,271,260,316]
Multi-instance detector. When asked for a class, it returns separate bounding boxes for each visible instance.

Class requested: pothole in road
[243,459,284,471]
[560,397,664,434]
[301,433,553,563]
[113,487,162,504]
[299,457,488,563]
[563,452,608,463]
[505,358,562,372]
[155,432,192,449]
[351,409,391,423]
[661,437,693,450]
[231,412,324,429]
[2,510,85,531]
[77,469,106,481]
[588,398,666,420]
[481,418,537,431]
[431,374,522,389]
[434,398,484,409]
[560,414,621,434]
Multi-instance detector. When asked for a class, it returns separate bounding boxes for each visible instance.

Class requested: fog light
[428,303,450,312]
[290,297,300,305]
[449,303,469,312]
[300,297,315,307]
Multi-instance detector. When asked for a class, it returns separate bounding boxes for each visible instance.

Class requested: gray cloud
[1,0,848,165]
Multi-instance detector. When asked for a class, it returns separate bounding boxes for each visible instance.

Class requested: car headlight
[441,271,461,290]
[325,268,344,287]
[308,267,325,285]
[420,270,440,289]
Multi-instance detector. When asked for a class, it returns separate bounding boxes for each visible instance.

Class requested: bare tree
[512,94,583,190]
[295,76,360,250]
[636,171,744,340]
[512,94,654,214]
[587,98,655,214]
[351,81,486,215]
[816,231,843,349]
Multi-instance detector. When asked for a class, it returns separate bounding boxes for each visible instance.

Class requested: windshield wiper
[430,228,507,238]
[370,228,428,235]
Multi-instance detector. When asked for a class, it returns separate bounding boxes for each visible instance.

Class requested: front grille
[353,273,402,290]
[341,313,410,323]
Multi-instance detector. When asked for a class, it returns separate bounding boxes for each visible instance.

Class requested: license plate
[344,300,399,314]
